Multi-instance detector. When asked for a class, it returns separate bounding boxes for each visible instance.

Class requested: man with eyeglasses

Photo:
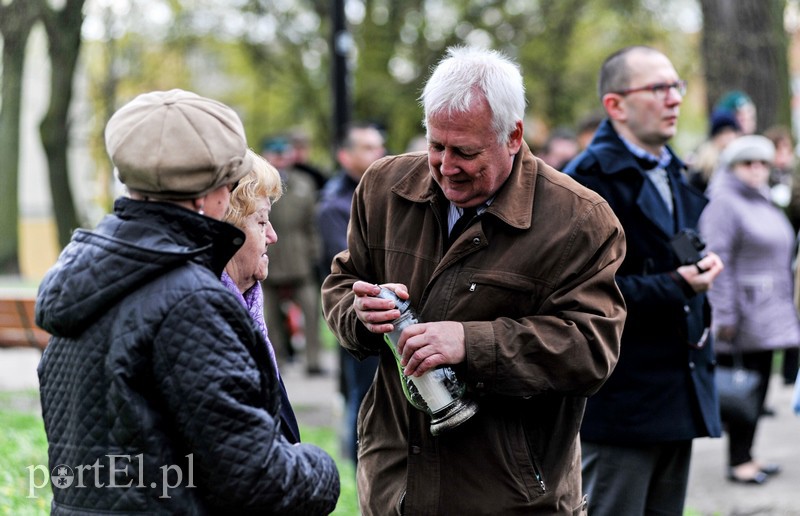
[564,46,725,515]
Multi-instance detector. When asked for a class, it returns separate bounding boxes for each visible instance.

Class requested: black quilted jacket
[36,198,340,515]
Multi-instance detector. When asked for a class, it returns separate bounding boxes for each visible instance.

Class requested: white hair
[420,46,526,144]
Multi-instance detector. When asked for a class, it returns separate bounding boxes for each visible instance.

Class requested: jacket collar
[391,142,537,231]
[586,119,706,237]
[114,196,245,277]
[588,119,685,176]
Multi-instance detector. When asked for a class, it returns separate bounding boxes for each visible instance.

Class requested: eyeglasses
[614,80,687,100]
[227,179,241,192]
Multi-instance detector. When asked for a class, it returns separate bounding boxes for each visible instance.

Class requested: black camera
[669,229,707,266]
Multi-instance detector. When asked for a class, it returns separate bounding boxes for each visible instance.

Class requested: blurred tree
[238,0,333,159]
[83,4,122,216]
[14,0,791,260]
[700,0,791,131]
[348,0,693,151]
[0,1,40,274]
[518,0,701,144]
[81,0,699,169]
[518,0,590,129]
[352,0,431,153]
[38,0,86,248]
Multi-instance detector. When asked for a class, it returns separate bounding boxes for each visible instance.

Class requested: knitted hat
[709,109,741,138]
[105,89,253,200]
[719,135,775,168]
[260,136,292,155]
[715,90,753,113]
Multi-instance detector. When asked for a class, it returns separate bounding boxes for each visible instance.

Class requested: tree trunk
[700,0,790,131]
[39,0,86,248]
[0,2,39,274]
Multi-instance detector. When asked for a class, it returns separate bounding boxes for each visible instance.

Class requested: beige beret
[105,89,253,200]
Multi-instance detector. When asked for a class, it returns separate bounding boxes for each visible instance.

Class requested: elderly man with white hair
[322,46,627,514]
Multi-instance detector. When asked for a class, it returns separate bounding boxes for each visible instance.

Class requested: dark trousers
[716,349,773,466]
[340,350,380,463]
[581,440,692,516]
[783,346,799,384]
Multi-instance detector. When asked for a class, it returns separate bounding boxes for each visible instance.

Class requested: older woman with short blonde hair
[223,149,283,293]
[221,150,302,443]
[224,150,283,230]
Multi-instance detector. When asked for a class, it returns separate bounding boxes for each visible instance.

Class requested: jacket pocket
[503,413,547,501]
[464,271,546,320]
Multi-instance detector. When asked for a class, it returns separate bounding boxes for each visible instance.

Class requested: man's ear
[507,120,524,154]
[602,93,625,122]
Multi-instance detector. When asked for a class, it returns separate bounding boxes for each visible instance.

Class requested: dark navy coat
[564,119,721,443]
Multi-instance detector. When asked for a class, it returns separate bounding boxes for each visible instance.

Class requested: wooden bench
[0,291,50,350]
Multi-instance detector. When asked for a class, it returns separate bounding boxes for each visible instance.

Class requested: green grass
[2,389,724,516]
[300,427,359,515]
[0,390,359,515]
[0,391,51,515]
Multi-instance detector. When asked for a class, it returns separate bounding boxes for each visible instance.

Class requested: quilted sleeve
[153,287,340,514]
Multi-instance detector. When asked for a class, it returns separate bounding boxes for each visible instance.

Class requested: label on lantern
[409,371,455,412]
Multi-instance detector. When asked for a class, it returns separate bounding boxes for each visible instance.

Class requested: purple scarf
[221,270,279,374]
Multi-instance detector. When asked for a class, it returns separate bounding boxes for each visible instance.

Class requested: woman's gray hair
[420,46,526,144]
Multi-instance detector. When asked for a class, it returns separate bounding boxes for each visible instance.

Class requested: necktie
[646,167,674,215]
[448,207,478,247]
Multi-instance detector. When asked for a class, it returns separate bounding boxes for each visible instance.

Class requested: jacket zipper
[533,463,546,492]
[521,419,547,494]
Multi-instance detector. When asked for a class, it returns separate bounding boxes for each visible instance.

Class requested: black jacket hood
[35,197,244,337]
